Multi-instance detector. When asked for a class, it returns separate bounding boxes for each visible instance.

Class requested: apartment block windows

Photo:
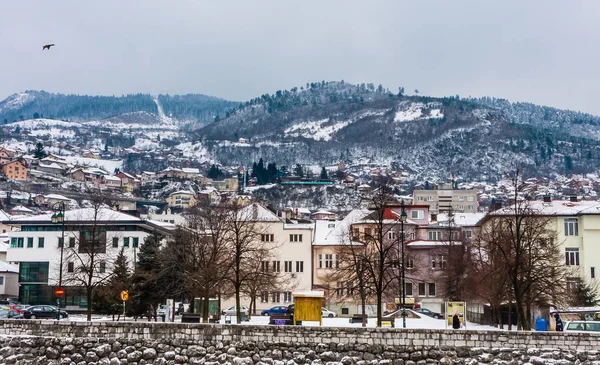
[564,218,579,236]
[57,237,63,248]
[38,237,44,248]
[284,292,292,303]
[427,196,434,201]
[428,231,441,240]
[296,261,304,272]
[260,292,268,303]
[411,210,424,219]
[112,237,118,248]
[272,292,280,303]
[565,248,580,266]
[406,258,414,269]
[261,234,274,242]
[388,231,397,240]
[261,261,269,272]
[592,267,596,279]
[67,262,74,273]
[432,254,447,269]
[289,234,302,242]
[405,282,413,296]
[99,261,106,273]
[272,261,280,273]
[69,237,75,248]
[124,237,130,247]
[27,237,33,248]
[428,283,436,296]
[133,237,139,248]
[284,261,293,273]
[318,254,323,268]
[418,282,426,296]
[336,282,345,297]
[325,254,333,269]
[467,196,474,202]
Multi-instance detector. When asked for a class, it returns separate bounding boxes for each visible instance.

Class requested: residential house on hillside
[311,209,336,221]
[3,208,173,308]
[166,190,197,209]
[413,184,478,214]
[0,147,16,165]
[1,160,27,181]
[211,178,239,192]
[0,210,12,234]
[116,172,139,192]
[9,206,34,216]
[36,163,65,176]
[102,175,122,190]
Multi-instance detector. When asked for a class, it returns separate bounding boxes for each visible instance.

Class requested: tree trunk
[361,293,367,327]
[508,298,512,331]
[202,292,210,323]
[86,287,93,322]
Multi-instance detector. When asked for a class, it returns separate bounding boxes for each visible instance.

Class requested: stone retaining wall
[0,320,598,365]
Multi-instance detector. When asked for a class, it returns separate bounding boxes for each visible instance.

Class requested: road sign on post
[55,287,65,297]
[121,291,129,301]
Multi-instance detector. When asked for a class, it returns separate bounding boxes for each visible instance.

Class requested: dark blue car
[261,306,288,316]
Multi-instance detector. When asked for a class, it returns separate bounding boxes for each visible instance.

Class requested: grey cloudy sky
[2,1,600,114]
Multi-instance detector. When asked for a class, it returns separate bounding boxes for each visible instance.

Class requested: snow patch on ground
[153,96,177,126]
[394,102,444,122]
[285,118,352,141]
[175,142,210,161]
[10,118,82,129]
[0,92,34,112]
[60,155,123,172]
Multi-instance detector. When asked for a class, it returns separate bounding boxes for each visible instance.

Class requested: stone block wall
[0,320,598,364]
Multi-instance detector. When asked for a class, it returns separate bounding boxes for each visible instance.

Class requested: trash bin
[535,318,548,331]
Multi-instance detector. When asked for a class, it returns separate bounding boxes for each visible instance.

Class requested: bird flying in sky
[42,44,55,50]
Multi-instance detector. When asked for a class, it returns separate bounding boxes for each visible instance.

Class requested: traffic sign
[120,290,129,301]
[55,287,65,298]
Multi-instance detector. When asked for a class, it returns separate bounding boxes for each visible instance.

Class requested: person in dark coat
[452,313,461,329]
[554,313,563,331]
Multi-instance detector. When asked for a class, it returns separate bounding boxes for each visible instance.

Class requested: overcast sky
[2,1,599,114]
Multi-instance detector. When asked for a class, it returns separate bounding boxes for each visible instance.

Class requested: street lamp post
[51,202,66,321]
[399,200,407,329]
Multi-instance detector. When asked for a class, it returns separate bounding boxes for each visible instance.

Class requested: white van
[564,321,600,333]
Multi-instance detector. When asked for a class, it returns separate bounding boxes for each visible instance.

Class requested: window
[592,267,596,279]
[0,276,4,285]
[272,292,280,303]
[411,210,424,219]
[458,196,465,201]
[427,196,434,201]
[58,237,64,248]
[325,254,333,269]
[564,218,579,236]
[566,278,579,294]
[133,237,139,248]
[99,262,106,273]
[565,248,580,266]
[432,254,447,269]
[352,228,360,240]
[69,237,75,248]
[296,261,304,272]
[347,282,355,296]
[405,283,413,296]
[335,254,340,268]
[388,231,396,240]
[467,196,474,202]
[328,223,335,228]
[406,258,414,269]
[284,292,292,303]
[467,205,474,211]
[38,237,44,248]
[27,237,34,248]
[10,238,16,248]
[260,292,268,303]
[284,261,292,273]
[67,262,74,273]
[272,261,280,273]
[342,308,349,315]
[124,237,130,247]
[261,234,274,242]
[112,237,119,248]
[418,282,426,296]
[289,234,302,242]
[336,282,345,297]
[428,283,436,296]
[261,261,269,272]
[318,254,323,269]
[465,230,472,238]
[17,237,24,248]
[428,231,441,240]
[19,262,49,283]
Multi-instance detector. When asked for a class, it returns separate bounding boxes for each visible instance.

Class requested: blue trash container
[535,318,548,331]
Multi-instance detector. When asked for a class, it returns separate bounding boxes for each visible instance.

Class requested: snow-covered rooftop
[44,194,71,201]
[407,240,463,247]
[0,261,18,273]
[492,200,600,216]
[5,208,141,223]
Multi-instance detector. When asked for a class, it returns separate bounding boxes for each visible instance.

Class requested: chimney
[543,195,552,203]
[570,195,578,203]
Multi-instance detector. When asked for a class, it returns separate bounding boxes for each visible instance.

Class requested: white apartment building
[3,208,172,309]
[413,184,478,214]
[221,204,314,313]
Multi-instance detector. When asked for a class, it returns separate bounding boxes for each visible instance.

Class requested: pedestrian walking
[452,312,461,329]
[554,313,563,331]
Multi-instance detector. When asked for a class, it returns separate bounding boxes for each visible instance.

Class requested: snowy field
[64,313,507,331]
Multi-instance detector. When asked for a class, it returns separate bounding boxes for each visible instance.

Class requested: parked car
[261,306,288,316]
[0,309,22,319]
[285,304,294,315]
[322,308,337,318]
[222,306,249,316]
[22,305,68,319]
[415,308,443,319]
[157,304,167,316]
[13,304,29,314]
[564,321,600,333]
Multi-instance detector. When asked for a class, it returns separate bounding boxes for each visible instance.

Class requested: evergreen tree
[208,164,224,180]
[33,142,47,159]
[294,164,304,178]
[130,234,162,318]
[320,166,328,179]
[94,248,131,319]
